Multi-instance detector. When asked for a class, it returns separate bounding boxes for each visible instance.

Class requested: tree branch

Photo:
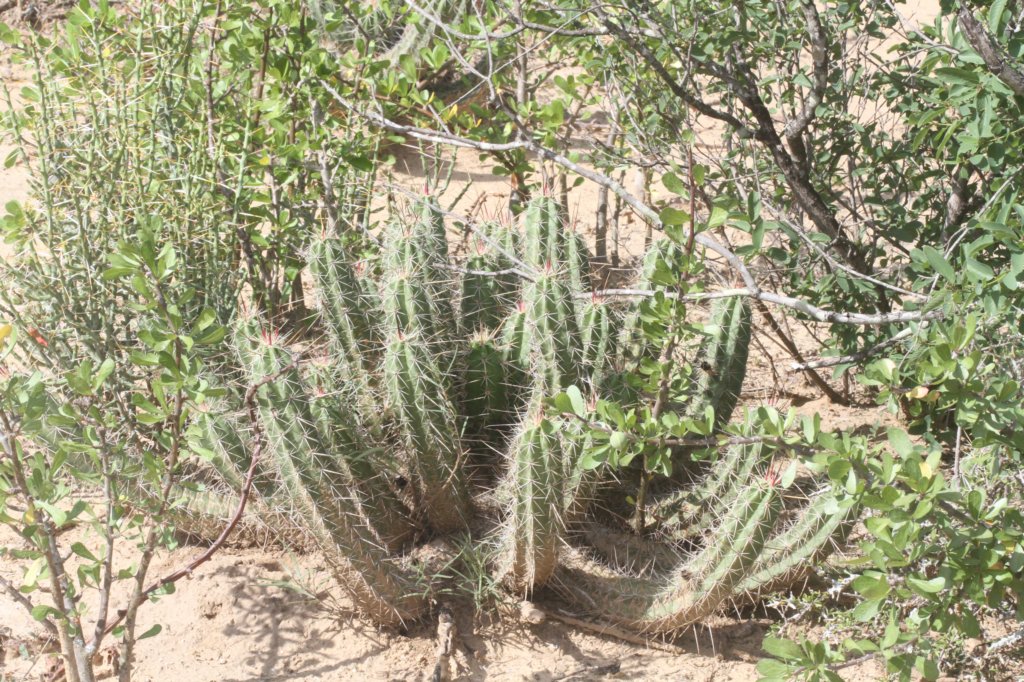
[783,0,829,140]
[957,5,1024,98]
[90,357,300,649]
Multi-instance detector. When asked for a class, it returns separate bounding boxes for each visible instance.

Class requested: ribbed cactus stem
[560,418,598,525]
[412,196,455,323]
[565,229,592,298]
[522,265,580,393]
[382,202,454,350]
[460,235,508,335]
[733,490,857,601]
[461,331,508,435]
[383,332,471,533]
[195,408,279,499]
[617,239,683,365]
[662,440,772,533]
[311,391,417,551]
[579,294,621,391]
[556,478,781,633]
[308,233,380,374]
[687,296,752,430]
[232,321,425,624]
[522,195,566,269]
[499,399,565,590]
[168,484,312,550]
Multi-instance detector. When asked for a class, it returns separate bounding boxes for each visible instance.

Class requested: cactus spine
[499,402,565,589]
[734,490,858,601]
[522,195,566,269]
[579,294,621,391]
[383,332,471,532]
[308,233,379,374]
[556,478,782,633]
[461,331,508,436]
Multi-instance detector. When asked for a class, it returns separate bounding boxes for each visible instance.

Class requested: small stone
[518,600,546,625]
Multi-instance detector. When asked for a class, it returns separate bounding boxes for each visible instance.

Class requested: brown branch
[755,301,850,405]
[790,325,918,371]
[90,357,300,648]
[784,0,829,140]
[957,5,1024,98]
[0,574,59,638]
[327,87,938,327]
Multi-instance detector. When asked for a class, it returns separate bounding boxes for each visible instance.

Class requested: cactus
[654,440,773,536]
[196,195,854,633]
[461,330,508,436]
[460,230,514,335]
[555,477,782,633]
[521,264,581,393]
[232,320,426,625]
[734,490,859,602]
[566,229,592,298]
[687,296,752,430]
[579,293,622,391]
[522,194,566,269]
[498,399,565,589]
[383,331,471,532]
[308,233,380,374]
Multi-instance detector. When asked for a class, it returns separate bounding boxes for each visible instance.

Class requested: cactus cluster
[194,193,854,632]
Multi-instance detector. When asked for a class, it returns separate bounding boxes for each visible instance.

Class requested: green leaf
[989,0,1009,35]
[71,542,98,562]
[93,358,115,391]
[31,605,63,622]
[756,658,796,680]
[609,431,629,451]
[708,206,728,228]
[193,326,226,346]
[906,576,945,595]
[852,574,890,600]
[934,67,980,87]
[762,636,803,661]
[852,597,883,622]
[566,385,586,417]
[887,428,914,458]
[915,656,940,681]
[659,206,689,226]
[344,155,374,173]
[922,246,955,282]
[138,624,163,640]
[662,172,687,195]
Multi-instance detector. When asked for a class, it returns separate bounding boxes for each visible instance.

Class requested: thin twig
[90,356,302,647]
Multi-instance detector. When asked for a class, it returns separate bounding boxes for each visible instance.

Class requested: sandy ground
[0,2,946,681]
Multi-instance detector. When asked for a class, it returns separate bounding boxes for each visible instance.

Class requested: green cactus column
[498,399,565,590]
[308,233,380,371]
[233,320,425,625]
[733,489,858,602]
[687,296,752,430]
[383,331,471,533]
[522,194,566,270]
[555,477,782,633]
